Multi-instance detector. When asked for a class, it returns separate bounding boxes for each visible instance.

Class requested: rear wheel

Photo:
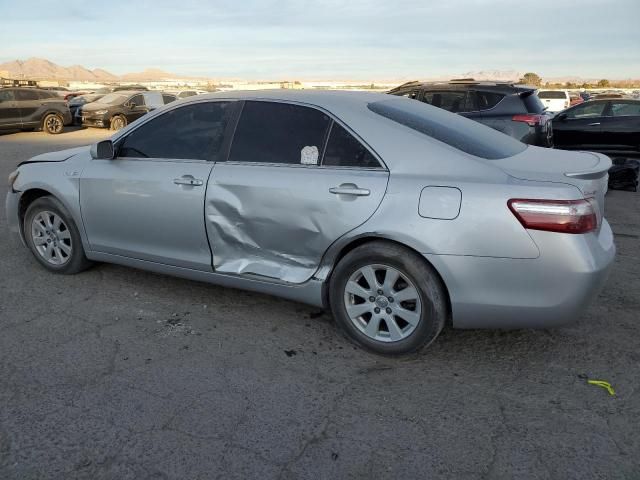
[329,241,447,355]
[42,113,64,134]
[110,115,127,131]
[24,196,92,274]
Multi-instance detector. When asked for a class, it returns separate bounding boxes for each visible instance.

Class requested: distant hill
[0,57,179,82]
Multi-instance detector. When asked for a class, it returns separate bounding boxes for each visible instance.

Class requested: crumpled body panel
[206,163,389,284]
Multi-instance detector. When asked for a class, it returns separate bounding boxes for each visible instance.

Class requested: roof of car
[182,89,391,109]
[388,80,536,95]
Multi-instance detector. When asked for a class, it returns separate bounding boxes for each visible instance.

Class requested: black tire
[42,113,64,134]
[110,115,127,131]
[23,196,93,274]
[329,241,447,355]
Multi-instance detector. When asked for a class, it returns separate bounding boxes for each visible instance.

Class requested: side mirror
[129,102,137,109]
[556,113,568,121]
[90,140,115,160]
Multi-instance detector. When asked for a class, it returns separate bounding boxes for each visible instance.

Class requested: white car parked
[538,90,570,113]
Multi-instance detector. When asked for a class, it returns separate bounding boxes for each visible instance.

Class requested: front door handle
[173,175,203,186]
[588,122,601,126]
[329,183,370,196]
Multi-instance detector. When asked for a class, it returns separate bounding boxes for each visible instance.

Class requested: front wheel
[24,196,93,274]
[110,115,127,131]
[329,241,447,355]
[42,113,64,134]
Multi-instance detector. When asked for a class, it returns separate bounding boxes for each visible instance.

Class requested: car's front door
[553,101,608,149]
[600,101,640,153]
[124,93,148,124]
[0,89,22,128]
[205,100,389,284]
[80,100,236,270]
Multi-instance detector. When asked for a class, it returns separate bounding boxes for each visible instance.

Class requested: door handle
[173,176,203,186]
[588,122,601,126]
[329,184,370,196]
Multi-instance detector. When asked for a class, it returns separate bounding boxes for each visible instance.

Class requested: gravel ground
[1,128,639,480]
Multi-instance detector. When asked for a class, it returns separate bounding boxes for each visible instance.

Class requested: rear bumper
[427,220,616,329]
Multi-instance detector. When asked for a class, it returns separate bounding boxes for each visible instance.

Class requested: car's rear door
[80,100,236,270]
[14,89,42,126]
[600,101,640,153]
[205,100,389,284]
[0,89,22,128]
[553,101,608,149]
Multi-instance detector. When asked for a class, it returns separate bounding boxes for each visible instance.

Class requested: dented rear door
[205,100,389,284]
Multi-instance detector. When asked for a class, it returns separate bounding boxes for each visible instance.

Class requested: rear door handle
[173,175,203,186]
[588,122,601,126]
[329,184,370,196]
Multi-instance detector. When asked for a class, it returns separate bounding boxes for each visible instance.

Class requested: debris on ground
[587,379,616,396]
[284,349,297,357]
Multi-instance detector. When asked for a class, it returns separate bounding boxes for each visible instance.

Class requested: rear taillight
[512,114,544,126]
[508,199,597,234]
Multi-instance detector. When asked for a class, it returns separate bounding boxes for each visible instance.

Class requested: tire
[329,241,447,355]
[23,196,93,274]
[110,115,127,131]
[42,113,64,134]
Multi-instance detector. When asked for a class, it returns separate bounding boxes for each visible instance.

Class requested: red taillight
[508,199,597,234]
[512,114,544,126]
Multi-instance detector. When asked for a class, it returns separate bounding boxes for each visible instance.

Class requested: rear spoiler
[565,154,612,180]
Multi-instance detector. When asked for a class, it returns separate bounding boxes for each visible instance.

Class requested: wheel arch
[320,235,452,324]
[17,188,55,242]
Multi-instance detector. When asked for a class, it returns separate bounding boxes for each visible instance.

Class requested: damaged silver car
[6,91,615,355]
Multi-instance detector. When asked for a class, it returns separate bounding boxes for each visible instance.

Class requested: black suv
[388,80,553,147]
[82,90,177,131]
[0,87,72,134]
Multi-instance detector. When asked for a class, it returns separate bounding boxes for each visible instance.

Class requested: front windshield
[97,93,128,104]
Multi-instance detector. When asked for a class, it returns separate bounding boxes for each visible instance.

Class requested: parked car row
[0,85,205,134]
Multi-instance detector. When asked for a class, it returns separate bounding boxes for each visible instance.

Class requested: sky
[0,0,639,80]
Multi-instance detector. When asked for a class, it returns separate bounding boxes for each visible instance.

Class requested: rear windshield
[538,91,567,99]
[369,98,527,160]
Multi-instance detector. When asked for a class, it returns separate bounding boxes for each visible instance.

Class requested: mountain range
[0,58,180,82]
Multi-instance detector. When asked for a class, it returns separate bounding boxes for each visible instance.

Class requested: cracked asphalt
[1,128,639,479]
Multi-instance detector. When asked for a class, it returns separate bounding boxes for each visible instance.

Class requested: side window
[119,102,233,161]
[566,102,607,119]
[130,94,144,107]
[229,101,330,165]
[323,123,381,168]
[143,92,164,109]
[162,94,177,104]
[422,91,467,113]
[476,91,504,111]
[0,90,15,101]
[400,90,419,99]
[610,102,640,117]
[15,90,39,101]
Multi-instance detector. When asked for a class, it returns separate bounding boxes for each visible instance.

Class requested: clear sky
[1,0,638,80]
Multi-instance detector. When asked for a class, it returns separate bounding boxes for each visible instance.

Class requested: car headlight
[93,110,108,115]
[8,169,19,189]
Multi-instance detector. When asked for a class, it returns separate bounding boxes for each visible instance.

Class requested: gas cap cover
[418,186,462,220]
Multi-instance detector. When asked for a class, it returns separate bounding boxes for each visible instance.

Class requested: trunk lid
[491,146,611,223]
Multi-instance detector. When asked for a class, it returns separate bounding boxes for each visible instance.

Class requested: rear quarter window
[369,98,527,160]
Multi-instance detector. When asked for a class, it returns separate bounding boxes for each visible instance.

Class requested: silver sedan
[6,90,615,355]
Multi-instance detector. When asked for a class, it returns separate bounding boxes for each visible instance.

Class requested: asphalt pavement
[1,128,639,479]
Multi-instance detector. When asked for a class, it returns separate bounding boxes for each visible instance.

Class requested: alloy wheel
[31,211,72,266]
[45,115,63,134]
[343,264,422,342]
